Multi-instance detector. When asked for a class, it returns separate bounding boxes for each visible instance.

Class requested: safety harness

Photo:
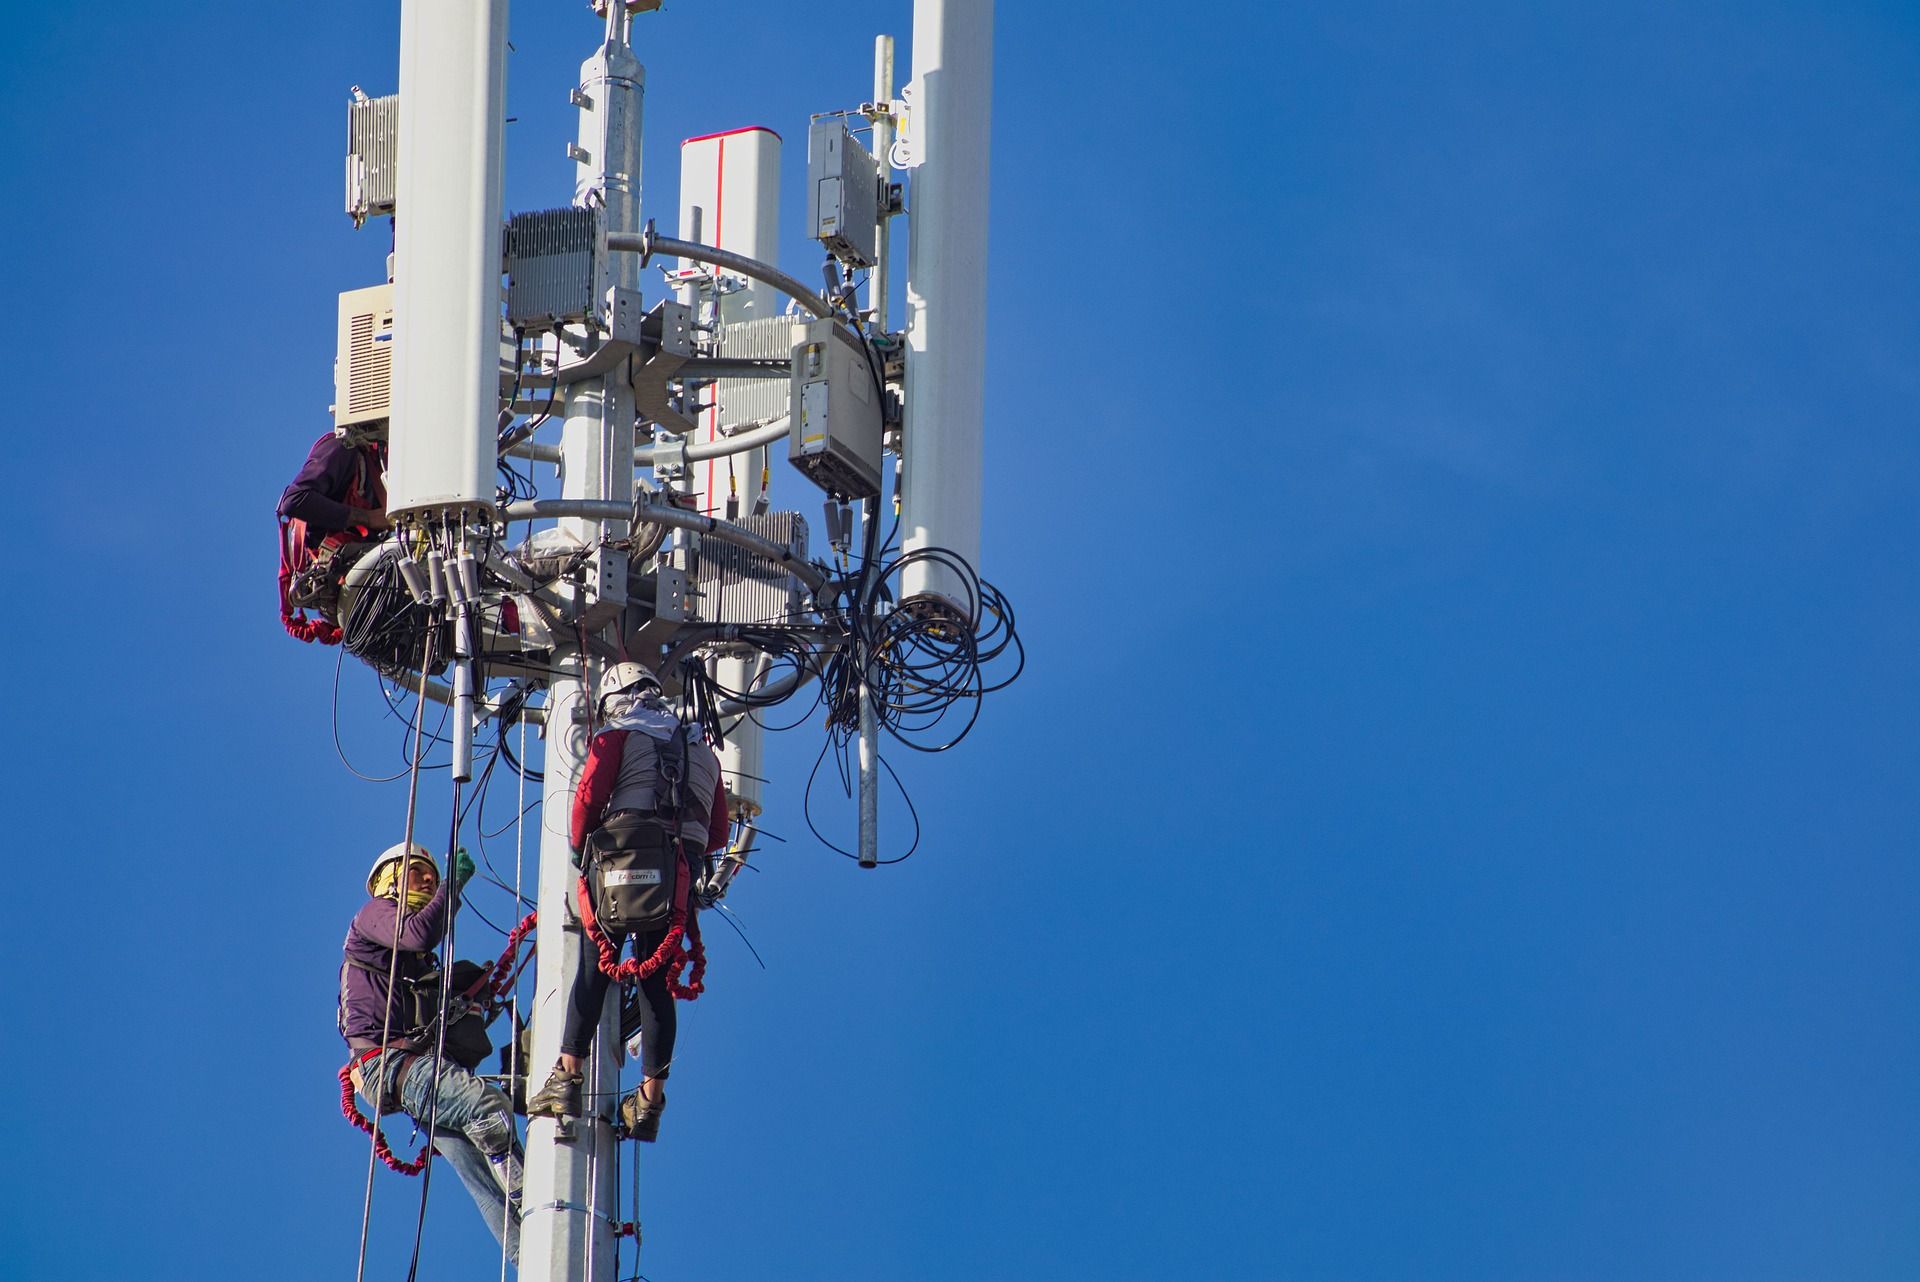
[576,724,709,1000]
[279,436,384,645]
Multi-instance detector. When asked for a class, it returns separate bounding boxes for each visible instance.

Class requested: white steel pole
[857,34,899,870]
[871,35,897,336]
[898,0,993,610]
[520,8,643,1281]
[388,0,509,520]
[520,677,618,1281]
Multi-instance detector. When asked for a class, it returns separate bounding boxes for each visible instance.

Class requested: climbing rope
[353,628,438,1282]
[339,1050,430,1175]
[469,910,538,1001]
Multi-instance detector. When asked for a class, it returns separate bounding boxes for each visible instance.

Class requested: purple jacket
[337,880,458,1051]
[279,434,384,552]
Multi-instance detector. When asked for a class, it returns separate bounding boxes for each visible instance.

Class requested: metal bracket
[629,299,695,434]
[650,434,687,481]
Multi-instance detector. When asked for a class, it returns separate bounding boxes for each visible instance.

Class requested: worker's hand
[451,847,476,888]
[351,507,393,532]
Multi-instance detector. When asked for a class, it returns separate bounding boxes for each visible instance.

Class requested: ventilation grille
[345,312,392,416]
[506,207,600,327]
[692,512,809,625]
[712,316,800,427]
[334,283,394,434]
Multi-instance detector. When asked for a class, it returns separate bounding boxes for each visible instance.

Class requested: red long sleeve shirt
[570,728,731,855]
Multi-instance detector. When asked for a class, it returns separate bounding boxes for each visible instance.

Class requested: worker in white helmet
[526,660,731,1141]
[339,842,522,1262]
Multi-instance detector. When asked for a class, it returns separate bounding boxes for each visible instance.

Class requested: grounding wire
[353,624,440,1282]
[333,644,412,783]
[403,770,466,1282]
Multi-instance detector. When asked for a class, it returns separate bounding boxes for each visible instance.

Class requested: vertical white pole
[521,8,642,1281]
[871,35,897,335]
[388,0,509,519]
[521,678,612,1282]
[899,0,993,609]
[857,34,899,870]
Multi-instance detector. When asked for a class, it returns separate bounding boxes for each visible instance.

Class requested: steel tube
[504,497,829,592]
[676,357,791,380]
[607,230,835,319]
[451,611,476,783]
[633,416,790,466]
[858,678,878,867]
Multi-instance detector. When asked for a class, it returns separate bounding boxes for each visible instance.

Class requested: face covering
[602,690,681,740]
[373,863,437,911]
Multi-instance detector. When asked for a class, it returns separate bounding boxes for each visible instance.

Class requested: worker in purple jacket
[339,842,521,1263]
[277,433,390,642]
[279,433,390,551]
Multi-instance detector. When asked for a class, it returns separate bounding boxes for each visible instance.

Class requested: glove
[451,847,476,889]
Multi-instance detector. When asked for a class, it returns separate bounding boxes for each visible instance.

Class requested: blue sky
[3,1,1917,1279]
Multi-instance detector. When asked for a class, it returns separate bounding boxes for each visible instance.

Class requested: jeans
[359,1049,523,1264]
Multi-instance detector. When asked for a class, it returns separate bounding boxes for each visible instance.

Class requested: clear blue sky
[3,2,1916,1279]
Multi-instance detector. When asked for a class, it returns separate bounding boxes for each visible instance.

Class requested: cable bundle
[825,545,1024,753]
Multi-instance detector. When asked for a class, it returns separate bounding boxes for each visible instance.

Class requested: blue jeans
[359,1049,523,1264]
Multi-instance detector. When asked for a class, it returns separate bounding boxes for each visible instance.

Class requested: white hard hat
[367,842,439,895]
[598,660,660,712]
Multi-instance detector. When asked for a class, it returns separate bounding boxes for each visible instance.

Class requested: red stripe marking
[681,124,781,146]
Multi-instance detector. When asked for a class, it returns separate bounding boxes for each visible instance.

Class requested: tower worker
[277,431,390,642]
[526,661,731,1141]
[339,843,523,1263]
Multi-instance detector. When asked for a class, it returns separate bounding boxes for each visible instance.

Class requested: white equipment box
[806,120,880,268]
[332,283,394,438]
[788,318,882,500]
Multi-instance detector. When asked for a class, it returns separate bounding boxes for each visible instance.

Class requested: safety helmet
[366,842,440,896]
[597,660,660,714]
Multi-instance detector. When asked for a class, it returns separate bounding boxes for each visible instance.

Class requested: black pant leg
[627,925,678,1079]
[559,928,620,1057]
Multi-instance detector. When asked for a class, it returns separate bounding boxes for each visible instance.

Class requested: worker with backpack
[525,661,731,1141]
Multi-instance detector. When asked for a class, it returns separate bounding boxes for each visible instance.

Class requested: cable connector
[396,553,432,605]
[425,549,450,605]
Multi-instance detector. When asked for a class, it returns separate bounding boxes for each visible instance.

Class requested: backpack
[346,955,496,1070]
[585,726,697,935]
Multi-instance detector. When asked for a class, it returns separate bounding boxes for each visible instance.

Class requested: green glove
[451,847,476,889]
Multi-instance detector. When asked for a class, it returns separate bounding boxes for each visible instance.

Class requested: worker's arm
[351,879,453,953]
[571,729,628,853]
[705,773,731,854]
[277,435,360,532]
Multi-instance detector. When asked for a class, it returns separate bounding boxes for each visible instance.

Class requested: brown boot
[618,1086,666,1142]
[526,1066,584,1119]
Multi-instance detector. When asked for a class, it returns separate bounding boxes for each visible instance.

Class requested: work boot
[618,1087,666,1142]
[526,1066,584,1120]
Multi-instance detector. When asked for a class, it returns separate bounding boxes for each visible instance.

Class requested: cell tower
[312,1,1015,1276]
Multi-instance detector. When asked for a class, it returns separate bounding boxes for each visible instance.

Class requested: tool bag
[350,955,495,1070]
[586,813,689,936]
[418,959,495,1070]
